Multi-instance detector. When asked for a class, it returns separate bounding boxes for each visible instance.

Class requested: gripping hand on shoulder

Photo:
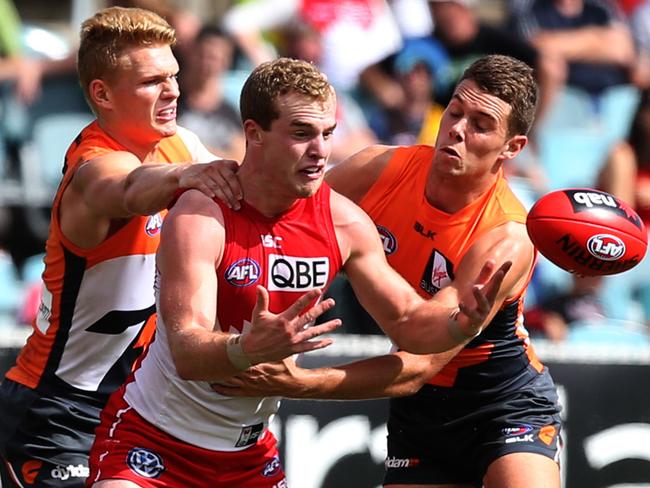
[177,159,242,209]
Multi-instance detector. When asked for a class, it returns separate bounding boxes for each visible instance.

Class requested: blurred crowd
[1,0,650,345]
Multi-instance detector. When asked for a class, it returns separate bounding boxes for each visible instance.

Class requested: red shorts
[87,394,285,488]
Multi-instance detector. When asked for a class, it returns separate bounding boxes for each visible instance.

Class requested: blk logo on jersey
[127,447,165,479]
[267,254,329,292]
[376,225,397,255]
[226,258,261,287]
[420,250,454,295]
[145,213,164,236]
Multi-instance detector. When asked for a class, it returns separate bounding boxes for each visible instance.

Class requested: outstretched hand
[240,286,341,365]
[178,159,243,209]
[454,260,512,338]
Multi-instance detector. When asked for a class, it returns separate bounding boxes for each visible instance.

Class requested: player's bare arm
[332,191,511,354]
[158,190,341,382]
[60,152,240,248]
[214,221,530,399]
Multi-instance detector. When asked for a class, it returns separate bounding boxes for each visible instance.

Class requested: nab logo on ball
[568,189,643,229]
[587,234,626,261]
[376,225,397,255]
[267,254,329,292]
[225,258,261,287]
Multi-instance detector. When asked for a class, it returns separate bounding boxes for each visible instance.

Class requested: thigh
[0,381,97,487]
[484,452,560,488]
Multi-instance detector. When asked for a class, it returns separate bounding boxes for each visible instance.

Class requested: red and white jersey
[6,123,216,398]
[124,183,343,450]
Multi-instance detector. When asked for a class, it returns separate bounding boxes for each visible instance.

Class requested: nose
[308,134,329,159]
[448,118,465,142]
[162,75,180,99]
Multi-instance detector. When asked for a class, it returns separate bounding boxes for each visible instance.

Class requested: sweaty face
[434,79,512,178]
[104,44,180,145]
[259,91,336,199]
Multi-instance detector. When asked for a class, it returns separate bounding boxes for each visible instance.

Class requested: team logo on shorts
[145,213,164,236]
[262,456,282,477]
[225,258,261,286]
[376,225,397,255]
[127,447,165,479]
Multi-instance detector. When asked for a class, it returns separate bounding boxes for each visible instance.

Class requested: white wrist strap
[225,334,252,371]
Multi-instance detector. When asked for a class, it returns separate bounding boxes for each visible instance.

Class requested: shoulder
[325,144,398,203]
[175,126,221,163]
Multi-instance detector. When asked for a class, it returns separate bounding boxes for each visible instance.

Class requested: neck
[237,161,298,218]
[424,168,497,214]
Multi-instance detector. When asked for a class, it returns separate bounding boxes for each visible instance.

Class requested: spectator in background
[221,0,404,106]
[510,0,636,97]
[366,37,450,145]
[629,0,650,88]
[525,275,606,342]
[428,0,564,124]
[177,26,246,161]
[0,0,76,105]
[279,19,378,165]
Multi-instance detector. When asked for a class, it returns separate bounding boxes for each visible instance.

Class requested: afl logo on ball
[145,213,164,236]
[587,234,626,261]
[225,258,261,286]
[377,225,397,255]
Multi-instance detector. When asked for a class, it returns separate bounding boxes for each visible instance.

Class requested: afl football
[526,188,647,276]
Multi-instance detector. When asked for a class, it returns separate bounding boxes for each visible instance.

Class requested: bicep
[341,208,422,332]
[72,151,142,218]
[158,193,224,336]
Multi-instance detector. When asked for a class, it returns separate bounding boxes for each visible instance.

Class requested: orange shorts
[87,394,285,488]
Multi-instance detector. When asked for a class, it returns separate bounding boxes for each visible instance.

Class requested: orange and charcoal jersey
[359,145,544,392]
[5,121,192,401]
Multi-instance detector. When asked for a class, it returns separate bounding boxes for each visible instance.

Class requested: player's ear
[500,135,527,161]
[243,120,264,146]
[89,79,111,109]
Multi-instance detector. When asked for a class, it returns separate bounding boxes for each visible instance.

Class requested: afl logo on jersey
[145,213,164,236]
[376,225,397,255]
[226,258,261,287]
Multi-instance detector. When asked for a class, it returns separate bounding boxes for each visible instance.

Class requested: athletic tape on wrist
[447,309,480,343]
[226,334,252,371]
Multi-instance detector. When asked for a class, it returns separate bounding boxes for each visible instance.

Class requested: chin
[156,121,178,138]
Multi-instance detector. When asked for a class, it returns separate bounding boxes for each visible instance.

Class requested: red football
[526,188,648,276]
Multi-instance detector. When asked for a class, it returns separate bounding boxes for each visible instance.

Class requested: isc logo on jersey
[145,213,164,236]
[226,258,261,286]
[267,254,329,292]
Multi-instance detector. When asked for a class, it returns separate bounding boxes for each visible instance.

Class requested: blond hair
[77,6,176,107]
[240,57,333,130]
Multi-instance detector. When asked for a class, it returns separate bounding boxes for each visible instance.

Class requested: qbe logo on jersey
[267,254,329,292]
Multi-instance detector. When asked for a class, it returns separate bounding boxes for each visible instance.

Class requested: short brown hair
[459,54,538,137]
[77,7,176,107]
[239,57,333,130]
